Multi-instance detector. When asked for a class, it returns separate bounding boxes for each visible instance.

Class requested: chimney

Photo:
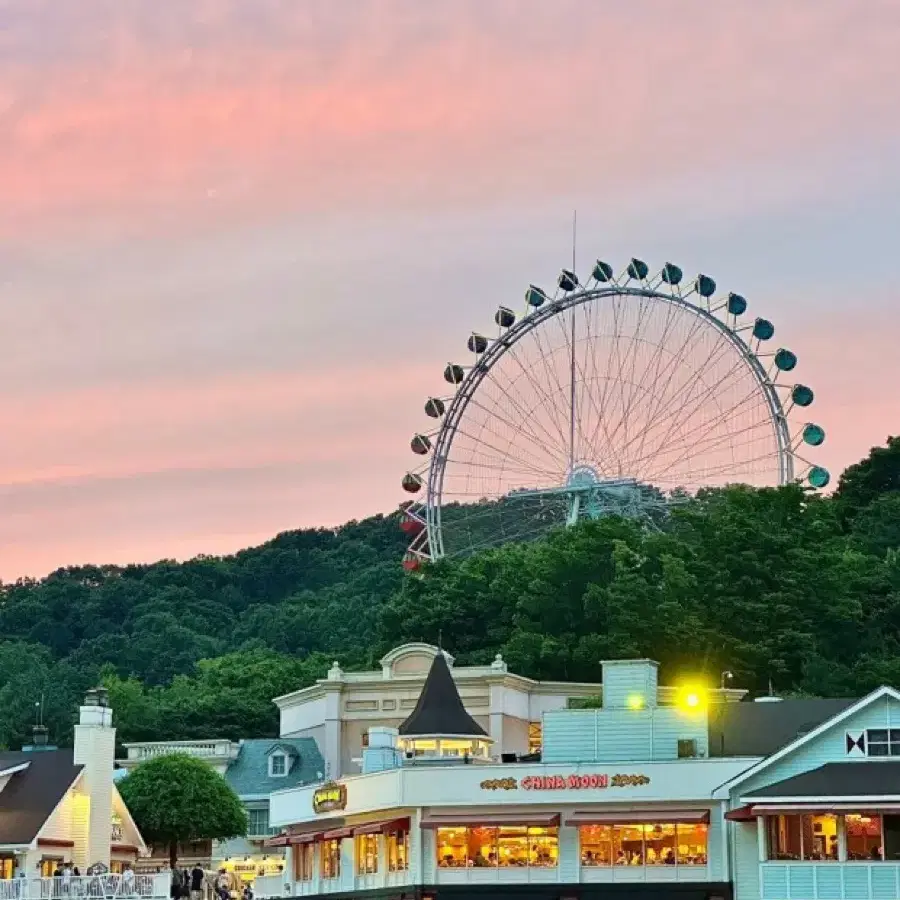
[73,688,116,871]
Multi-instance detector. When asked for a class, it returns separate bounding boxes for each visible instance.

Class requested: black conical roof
[398,652,488,737]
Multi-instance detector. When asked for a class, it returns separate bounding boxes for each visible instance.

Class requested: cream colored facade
[273,643,745,778]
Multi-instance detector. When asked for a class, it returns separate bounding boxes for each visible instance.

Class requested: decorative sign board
[480,773,651,790]
[312,782,347,813]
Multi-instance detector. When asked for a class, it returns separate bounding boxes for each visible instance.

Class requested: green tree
[118,754,247,867]
[837,435,900,518]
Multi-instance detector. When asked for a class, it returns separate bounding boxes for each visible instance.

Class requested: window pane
[468,827,498,867]
[528,723,542,753]
[677,824,708,865]
[436,828,467,867]
[294,844,314,882]
[497,826,528,867]
[767,816,802,861]
[870,743,890,757]
[869,730,889,742]
[388,830,409,872]
[527,827,558,868]
[644,824,676,865]
[883,815,900,861]
[613,825,644,865]
[802,815,837,860]
[321,839,341,878]
[580,825,612,866]
[355,834,378,875]
[846,815,882,860]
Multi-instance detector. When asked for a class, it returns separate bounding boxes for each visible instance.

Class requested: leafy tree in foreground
[118,754,247,866]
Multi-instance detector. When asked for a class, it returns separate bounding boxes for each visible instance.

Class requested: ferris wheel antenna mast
[569,210,577,472]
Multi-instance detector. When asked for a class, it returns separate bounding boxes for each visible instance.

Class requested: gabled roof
[709,698,856,758]
[225,738,323,797]
[715,686,900,796]
[398,652,488,738]
[0,750,83,846]
[742,762,900,801]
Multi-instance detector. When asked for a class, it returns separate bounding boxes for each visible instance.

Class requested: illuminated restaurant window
[528,723,542,753]
[767,815,838,861]
[321,838,341,879]
[294,844,314,882]
[581,825,613,866]
[644,824,676,865]
[387,829,409,872]
[0,859,14,880]
[356,834,378,875]
[846,815,883,860]
[436,826,558,868]
[437,828,468,867]
[677,824,709,865]
[580,823,707,866]
[613,824,645,865]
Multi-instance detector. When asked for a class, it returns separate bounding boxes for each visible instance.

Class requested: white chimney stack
[73,688,116,870]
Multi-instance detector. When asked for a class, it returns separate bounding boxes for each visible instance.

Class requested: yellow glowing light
[676,684,707,712]
[627,694,645,710]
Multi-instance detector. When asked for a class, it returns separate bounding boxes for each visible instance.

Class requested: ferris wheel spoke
[639,384,775,483]
[587,295,629,475]
[630,343,757,473]
[614,292,656,455]
[648,448,784,486]
[466,387,568,473]
[526,323,575,452]
[634,412,773,479]
[619,328,743,469]
[557,311,614,478]
[620,299,692,473]
[621,310,718,472]
[504,340,572,455]
[450,427,563,483]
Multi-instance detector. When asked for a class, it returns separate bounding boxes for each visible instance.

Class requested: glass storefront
[436,826,559,868]
[767,813,900,862]
[387,829,409,872]
[355,834,378,875]
[320,839,341,880]
[293,844,314,882]
[580,823,708,867]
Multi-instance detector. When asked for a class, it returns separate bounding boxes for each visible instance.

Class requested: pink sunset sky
[1,0,899,578]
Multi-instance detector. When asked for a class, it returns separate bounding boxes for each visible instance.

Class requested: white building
[0,688,152,884]
[261,655,755,900]
[273,643,745,777]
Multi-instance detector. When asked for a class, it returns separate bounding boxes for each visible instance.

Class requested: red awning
[749,803,900,814]
[565,810,710,826]
[265,834,290,848]
[322,827,353,840]
[354,818,411,836]
[725,805,758,822]
[288,834,317,845]
[421,813,560,829]
[37,839,75,848]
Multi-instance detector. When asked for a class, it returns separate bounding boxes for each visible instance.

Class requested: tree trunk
[169,841,178,870]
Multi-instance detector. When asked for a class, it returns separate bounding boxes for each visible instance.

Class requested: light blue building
[718,686,900,900]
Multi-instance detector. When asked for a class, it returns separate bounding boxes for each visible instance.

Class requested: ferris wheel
[399,256,828,571]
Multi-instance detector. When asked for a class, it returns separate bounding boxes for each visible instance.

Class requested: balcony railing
[0,874,171,900]
[122,742,238,763]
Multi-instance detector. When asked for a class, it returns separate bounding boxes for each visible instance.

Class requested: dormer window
[270,753,287,777]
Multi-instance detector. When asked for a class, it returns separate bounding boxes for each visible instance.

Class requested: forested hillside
[1,436,898,751]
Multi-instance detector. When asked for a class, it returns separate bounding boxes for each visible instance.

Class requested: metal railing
[0,874,171,900]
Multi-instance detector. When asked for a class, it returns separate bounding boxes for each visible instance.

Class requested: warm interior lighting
[627,694,644,710]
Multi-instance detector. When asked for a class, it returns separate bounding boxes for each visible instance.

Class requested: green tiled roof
[224,738,324,797]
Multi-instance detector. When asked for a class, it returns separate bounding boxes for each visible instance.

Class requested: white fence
[0,875,171,900]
